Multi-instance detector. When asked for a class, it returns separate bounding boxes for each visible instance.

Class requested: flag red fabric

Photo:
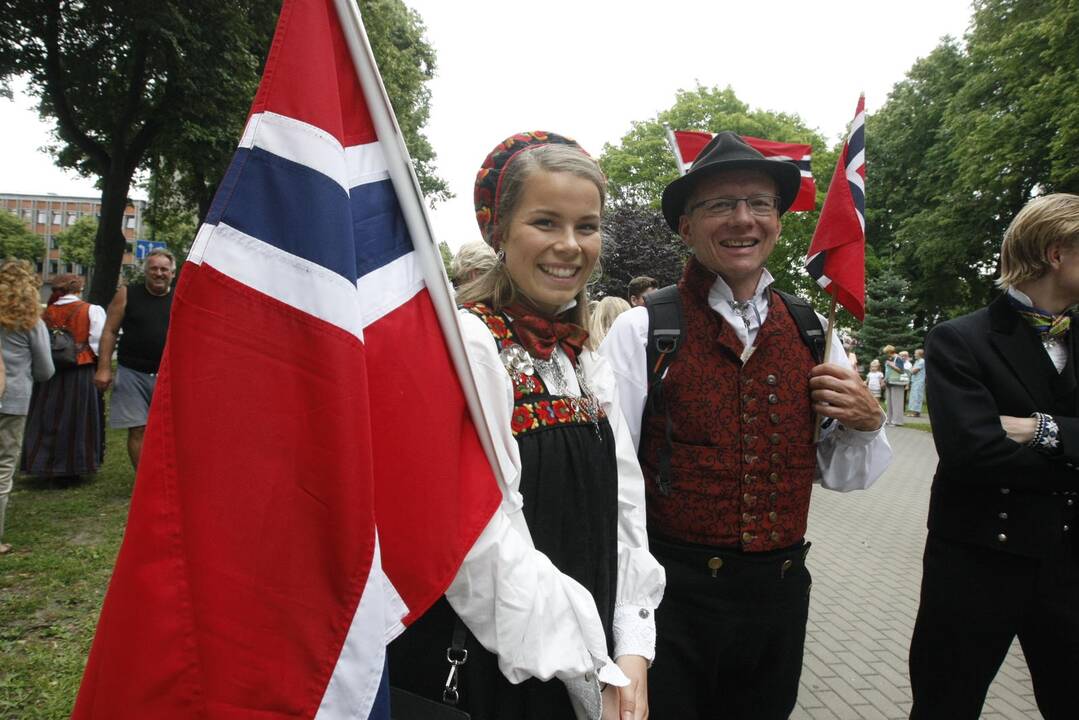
[672,130,816,211]
[70,0,501,718]
[805,95,867,320]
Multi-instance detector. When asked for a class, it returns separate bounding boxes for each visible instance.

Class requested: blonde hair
[450,241,497,286]
[881,345,895,355]
[997,193,1079,289]
[869,358,881,370]
[459,143,606,329]
[0,260,44,332]
[588,296,631,347]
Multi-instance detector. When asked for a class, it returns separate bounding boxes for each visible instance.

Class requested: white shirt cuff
[612,604,657,663]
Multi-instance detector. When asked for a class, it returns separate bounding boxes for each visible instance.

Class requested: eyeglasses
[688,194,780,217]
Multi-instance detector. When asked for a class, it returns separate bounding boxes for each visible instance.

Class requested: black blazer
[925,294,1079,558]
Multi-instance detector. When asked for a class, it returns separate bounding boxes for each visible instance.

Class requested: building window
[38,212,46,224]
[47,235,58,249]
[68,212,78,225]
[48,260,58,275]
[125,215,136,229]
[35,261,44,273]
[52,213,62,225]
[23,210,31,221]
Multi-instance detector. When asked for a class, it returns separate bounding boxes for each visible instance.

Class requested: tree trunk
[88,163,134,307]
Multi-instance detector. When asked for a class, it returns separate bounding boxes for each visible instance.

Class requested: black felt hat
[661,131,802,231]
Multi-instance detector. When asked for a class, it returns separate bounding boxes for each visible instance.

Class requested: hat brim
[661,158,802,232]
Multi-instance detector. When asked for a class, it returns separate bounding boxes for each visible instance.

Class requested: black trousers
[909,533,1079,720]
[648,535,812,720]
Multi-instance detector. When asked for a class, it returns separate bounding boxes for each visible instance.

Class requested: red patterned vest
[640,259,818,551]
[44,300,96,366]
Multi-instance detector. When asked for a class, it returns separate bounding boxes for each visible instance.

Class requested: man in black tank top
[94,249,175,469]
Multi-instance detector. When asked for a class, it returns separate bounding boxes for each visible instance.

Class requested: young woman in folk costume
[389,132,664,720]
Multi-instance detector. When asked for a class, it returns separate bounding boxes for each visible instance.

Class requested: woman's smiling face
[501,170,602,314]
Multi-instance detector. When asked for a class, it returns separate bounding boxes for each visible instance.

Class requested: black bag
[46,302,88,371]
[389,687,470,720]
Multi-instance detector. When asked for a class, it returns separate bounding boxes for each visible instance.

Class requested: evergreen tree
[857,274,922,368]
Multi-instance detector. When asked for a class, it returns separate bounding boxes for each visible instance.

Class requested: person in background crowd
[626,276,658,307]
[0,260,54,554]
[909,193,1079,719]
[601,131,891,720]
[865,358,884,402]
[390,131,664,720]
[883,345,909,426]
[450,240,497,287]
[95,248,176,470]
[906,348,926,417]
[590,296,631,347]
[21,274,104,480]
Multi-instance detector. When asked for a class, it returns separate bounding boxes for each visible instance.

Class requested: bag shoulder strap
[644,284,684,390]
[773,288,826,364]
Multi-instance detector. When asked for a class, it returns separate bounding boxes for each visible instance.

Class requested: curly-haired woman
[0,260,54,554]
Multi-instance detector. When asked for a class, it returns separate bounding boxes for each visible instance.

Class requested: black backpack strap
[644,285,683,496]
[773,289,826,364]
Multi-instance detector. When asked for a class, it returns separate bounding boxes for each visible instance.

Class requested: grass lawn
[0,426,134,720]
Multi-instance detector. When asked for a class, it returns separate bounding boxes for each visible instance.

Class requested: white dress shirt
[445,308,666,713]
[599,269,892,491]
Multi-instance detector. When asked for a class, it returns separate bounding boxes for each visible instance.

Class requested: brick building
[1,192,144,285]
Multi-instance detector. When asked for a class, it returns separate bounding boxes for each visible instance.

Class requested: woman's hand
[605,655,647,720]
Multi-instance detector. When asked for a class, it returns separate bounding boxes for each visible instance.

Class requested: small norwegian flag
[805,95,867,320]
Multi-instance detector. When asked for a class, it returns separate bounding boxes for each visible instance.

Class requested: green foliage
[438,240,453,277]
[591,205,689,299]
[857,274,922,366]
[56,216,97,268]
[868,0,1079,325]
[0,211,44,261]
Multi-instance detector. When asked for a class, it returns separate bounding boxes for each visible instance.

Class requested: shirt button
[997,533,1008,543]
[1000,488,1011,495]
[998,512,1008,520]
[638,608,650,619]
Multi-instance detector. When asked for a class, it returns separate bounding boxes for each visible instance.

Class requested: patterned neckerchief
[1007,295,1073,340]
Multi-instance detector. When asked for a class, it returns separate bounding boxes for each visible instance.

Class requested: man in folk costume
[909,194,1079,720]
[601,132,892,719]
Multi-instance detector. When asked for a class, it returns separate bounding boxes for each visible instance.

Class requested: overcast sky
[1,0,974,250]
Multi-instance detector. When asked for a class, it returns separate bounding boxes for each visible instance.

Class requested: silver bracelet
[1027,412,1060,453]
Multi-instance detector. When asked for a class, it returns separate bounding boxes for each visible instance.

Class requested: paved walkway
[795,425,1039,720]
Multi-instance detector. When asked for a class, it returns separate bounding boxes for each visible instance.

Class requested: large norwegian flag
[668,128,816,211]
[70,1,501,718]
[805,95,867,320]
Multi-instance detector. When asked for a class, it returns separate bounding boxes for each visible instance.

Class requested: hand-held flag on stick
[805,95,867,321]
[664,125,817,211]
[70,1,502,718]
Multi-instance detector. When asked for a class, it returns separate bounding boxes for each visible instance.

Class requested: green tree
[0,212,44,261]
[0,0,279,306]
[857,274,921,367]
[56,215,97,267]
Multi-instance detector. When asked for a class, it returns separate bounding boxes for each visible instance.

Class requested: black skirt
[389,418,619,720]
[20,364,104,477]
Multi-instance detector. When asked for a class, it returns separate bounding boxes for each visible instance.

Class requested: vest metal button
[1066,524,1071,532]
[769,511,778,522]
[766,374,777,385]
[744,453,755,464]
[770,453,781,463]
[742,532,754,543]
[770,492,778,503]
[998,512,1008,520]
[768,394,778,404]
[743,473,755,484]
[742,512,754,523]
[769,473,779,483]
[770,434,781,445]
[770,413,780,424]
[771,531,781,541]
[742,413,752,423]
[1068,499,1075,506]
[743,434,754,445]
[1000,488,1010,495]
[743,493,756,505]
[742,395,753,404]
[997,533,1008,543]
[708,557,724,576]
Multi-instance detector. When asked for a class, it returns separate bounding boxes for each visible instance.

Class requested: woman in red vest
[21,274,106,479]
